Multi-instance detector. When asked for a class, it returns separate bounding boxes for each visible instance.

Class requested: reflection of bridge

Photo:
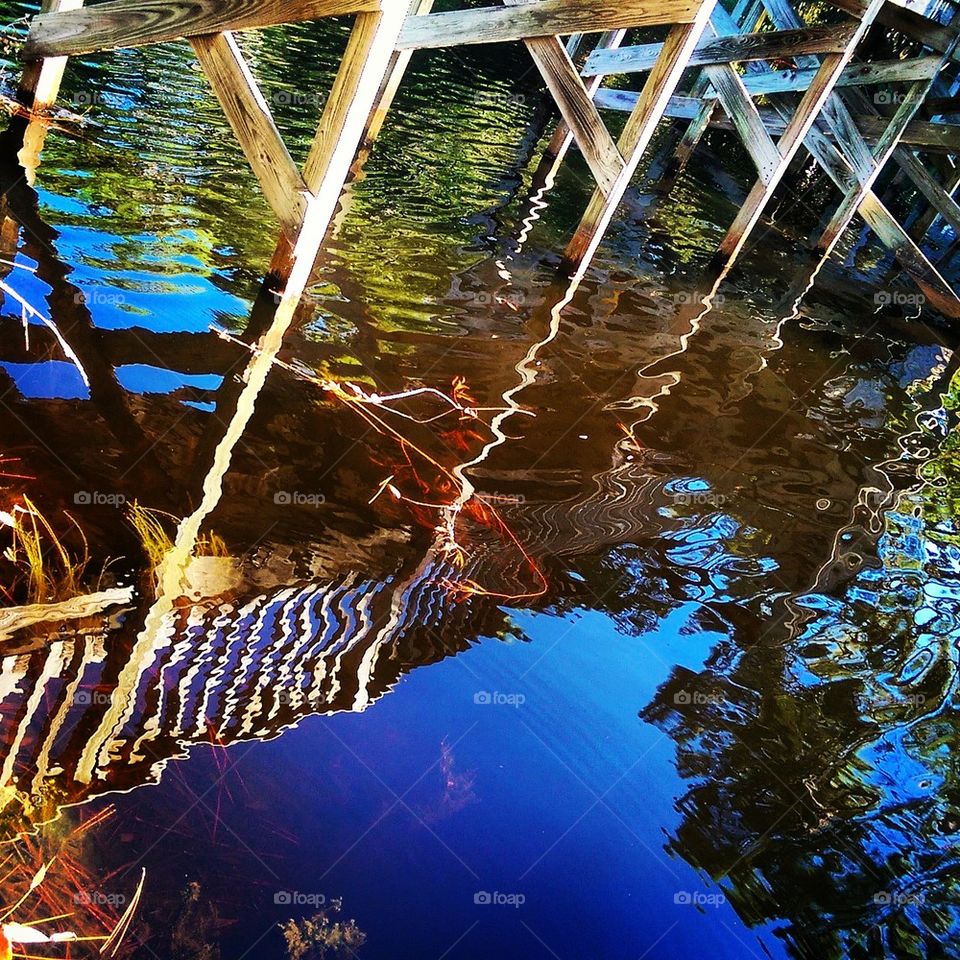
[0,554,491,813]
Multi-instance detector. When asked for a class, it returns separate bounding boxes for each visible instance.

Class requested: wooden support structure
[563,0,720,270]
[17,0,84,113]
[395,0,706,49]
[602,0,960,316]
[595,89,960,152]
[12,0,960,338]
[582,24,859,76]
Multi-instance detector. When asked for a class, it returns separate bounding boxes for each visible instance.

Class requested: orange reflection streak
[211,328,548,602]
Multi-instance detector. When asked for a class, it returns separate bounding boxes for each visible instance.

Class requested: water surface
[0,6,958,959]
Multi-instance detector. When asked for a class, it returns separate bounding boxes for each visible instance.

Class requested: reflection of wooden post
[75,4,410,785]
[17,0,85,113]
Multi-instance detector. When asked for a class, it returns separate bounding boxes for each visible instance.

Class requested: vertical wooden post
[17,0,85,113]
[267,0,410,296]
[563,0,718,274]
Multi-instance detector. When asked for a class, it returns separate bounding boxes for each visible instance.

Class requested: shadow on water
[0,8,959,959]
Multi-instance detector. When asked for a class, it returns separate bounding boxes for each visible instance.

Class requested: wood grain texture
[541,29,626,168]
[703,63,780,184]
[358,0,434,150]
[704,57,940,98]
[582,23,855,75]
[819,82,952,249]
[396,0,703,50]
[750,0,878,195]
[192,32,309,239]
[894,149,960,236]
[564,0,718,269]
[669,0,761,177]
[25,0,383,59]
[506,8,624,197]
[17,0,84,110]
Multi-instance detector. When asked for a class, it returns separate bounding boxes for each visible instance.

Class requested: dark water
[0,6,958,959]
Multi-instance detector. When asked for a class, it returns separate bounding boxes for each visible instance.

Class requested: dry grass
[0,796,135,958]
[2,497,90,606]
[126,502,229,570]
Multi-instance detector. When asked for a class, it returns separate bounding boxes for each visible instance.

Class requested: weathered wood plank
[582,23,855,75]
[25,0,383,60]
[358,0,434,151]
[762,77,960,315]
[858,195,960,317]
[396,0,704,50]
[514,31,624,196]
[703,62,780,183]
[668,0,761,178]
[753,0,877,199]
[191,32,309,239]
[539,29,627,169]
[302,10,396,193]
[702,58,940,99]
[17,0,84,111]
[895,148,960,235]
[594,88,960,151]
[564,0,718,270]
[818,77,956,250]
[717,0,887,262]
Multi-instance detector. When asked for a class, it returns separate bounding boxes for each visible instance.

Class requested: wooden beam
[538,29,627,171]
[509,16,624,196]
[703,63,780,183]
[25,0,383,60]
[357,0,435,151]
[328,0,435,241]
[703,58,941,99]
[564,0,718,270]
[582,23,856,75]
[755,0,878,191]
[396,0,704,50]
[17,0,84,111]
[819,85,931,249]
[895,148,960,235]
[191,32,310,240]
[716,0,887,262]
[273,3,408,289]
[668,0,761,179]
[817,9,960,256]
[853,193,960,316]
[594,88,960,152]
[760,86,960,314]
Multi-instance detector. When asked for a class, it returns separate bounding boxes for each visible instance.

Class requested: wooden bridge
[12,0,960,320]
